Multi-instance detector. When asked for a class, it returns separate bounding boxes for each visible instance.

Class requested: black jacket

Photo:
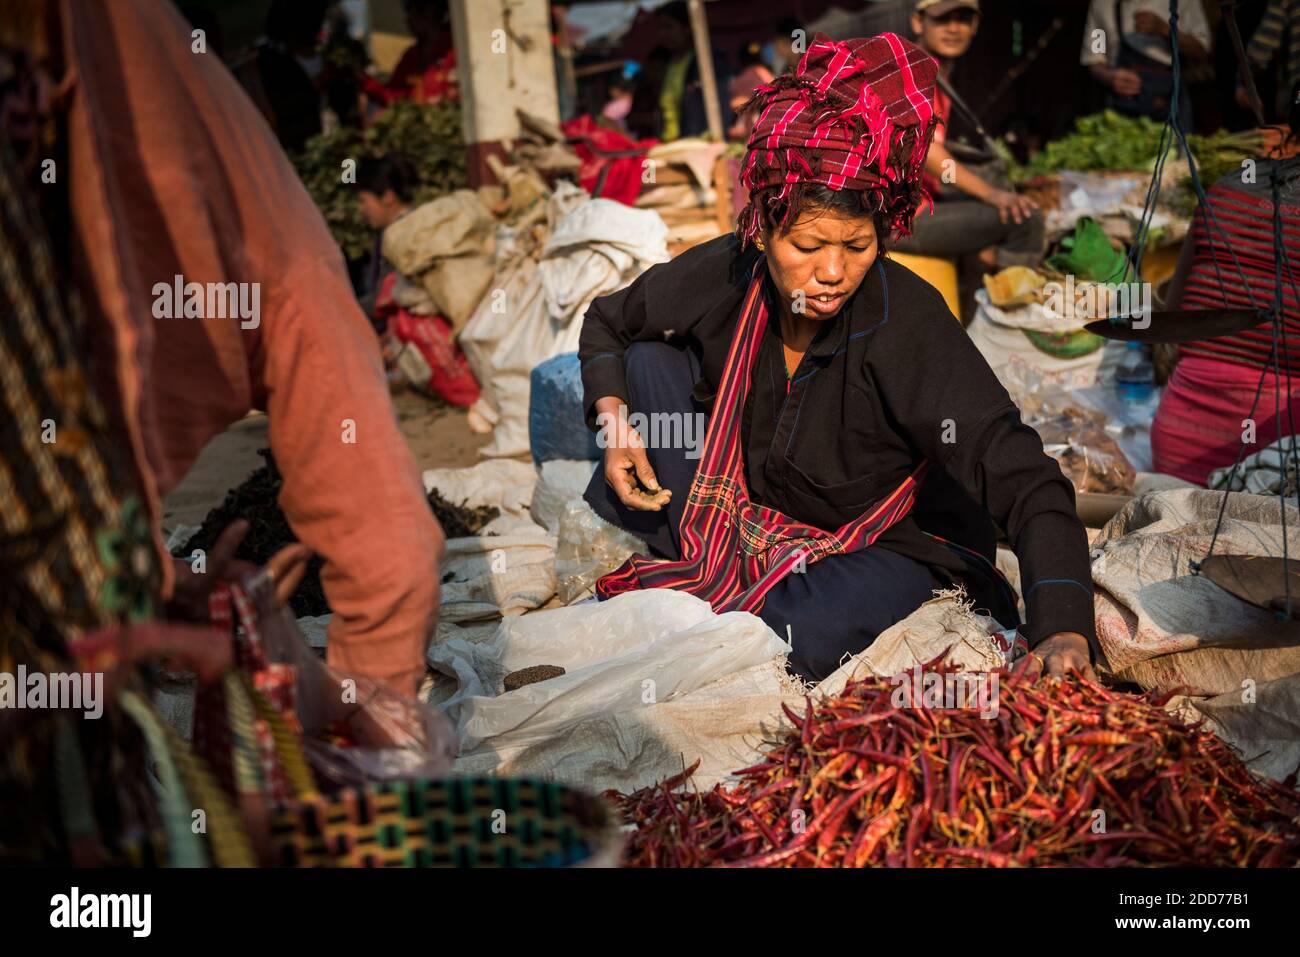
[579,234,1096,651]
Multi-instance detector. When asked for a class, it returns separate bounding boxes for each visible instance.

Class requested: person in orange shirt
[49,0,444,698]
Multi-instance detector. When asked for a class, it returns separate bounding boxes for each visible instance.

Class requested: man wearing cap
[891,0,1045,283]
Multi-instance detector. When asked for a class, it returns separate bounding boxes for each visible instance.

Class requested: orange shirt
[63,0,443,697]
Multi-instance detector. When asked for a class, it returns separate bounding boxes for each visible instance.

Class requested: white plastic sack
[459,256,547,458]
[539,198,668,326]
[438,530,557,624]
[449,658,797,795]
[427,589,790,772]
[969,293,1124,391]
[1092,488,1300,695]
[460,185,667,459]
[423,459,538,520]
[430,591,1026,794]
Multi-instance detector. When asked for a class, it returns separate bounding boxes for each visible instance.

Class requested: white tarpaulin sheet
[430,591,1012,793]
[428,590,790,751]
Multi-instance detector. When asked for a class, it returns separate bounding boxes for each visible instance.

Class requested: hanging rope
[1127,1,1297,617]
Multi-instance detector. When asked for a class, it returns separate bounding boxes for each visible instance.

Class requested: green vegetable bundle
[293,100,469,261]
[1182,126,1266,187]
[1023,110,1168,178]
[1018,110,1261,187]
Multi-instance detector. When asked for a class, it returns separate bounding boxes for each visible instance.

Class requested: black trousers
[584,340,942,683]
[891,198,1046,269]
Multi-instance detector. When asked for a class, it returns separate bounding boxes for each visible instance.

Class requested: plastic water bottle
[1115,342,1155,405]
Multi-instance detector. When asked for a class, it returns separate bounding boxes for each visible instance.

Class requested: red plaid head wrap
[736,33,941,246]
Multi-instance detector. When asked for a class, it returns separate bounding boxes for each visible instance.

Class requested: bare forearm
[925,142,993,201]
[594,395,627,419]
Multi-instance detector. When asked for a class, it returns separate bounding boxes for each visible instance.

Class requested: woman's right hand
[1109,67,1142,98]
[596,396,672,512]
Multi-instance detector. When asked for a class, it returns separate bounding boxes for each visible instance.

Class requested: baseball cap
[915,0,980,15]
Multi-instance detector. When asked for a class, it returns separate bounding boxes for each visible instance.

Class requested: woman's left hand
[1028,631,1095,681]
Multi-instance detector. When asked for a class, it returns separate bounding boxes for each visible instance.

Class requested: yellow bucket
[888,252,961,319]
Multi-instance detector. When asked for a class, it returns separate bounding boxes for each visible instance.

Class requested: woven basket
[271,776,624,868]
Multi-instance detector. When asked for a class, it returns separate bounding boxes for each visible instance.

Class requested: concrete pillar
[450,0,561,187]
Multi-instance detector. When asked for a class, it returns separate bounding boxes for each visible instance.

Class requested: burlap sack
[1169,672,1300,782]
[1092,488,1300,695]
[419,254,497,332]
[382,190,496,275]
[817,594,1013,698]
[381,190,498,330]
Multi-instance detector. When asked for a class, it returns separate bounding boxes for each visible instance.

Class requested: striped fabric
[596,261,927,614]
[1178,163,1300,375]
[1247,0,1300,95]
[272,777,616,868]
[737,33,939,242]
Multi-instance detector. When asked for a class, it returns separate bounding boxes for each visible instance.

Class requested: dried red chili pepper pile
[610,662,1300,867]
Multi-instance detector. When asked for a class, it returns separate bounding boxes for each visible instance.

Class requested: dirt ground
[162,389,490,531]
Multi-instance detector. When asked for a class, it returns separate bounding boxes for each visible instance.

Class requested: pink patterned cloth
[1152,355,1300,485]
[736,33,940,243]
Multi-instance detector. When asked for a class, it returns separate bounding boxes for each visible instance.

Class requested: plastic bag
[385,300,480,407]
[426,589,790,753]
[554,499,647,602]
[1001,364,1137,495]
[233,571,458,790]
[530,460,598,534]
[1037,425,1136,495]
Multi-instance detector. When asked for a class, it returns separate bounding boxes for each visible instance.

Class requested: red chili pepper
[614,666,1300,868]
[1065,731,1134,747]
[848,810,899,867]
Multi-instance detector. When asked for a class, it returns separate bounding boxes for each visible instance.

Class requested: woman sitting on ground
[577,34,1097,682]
